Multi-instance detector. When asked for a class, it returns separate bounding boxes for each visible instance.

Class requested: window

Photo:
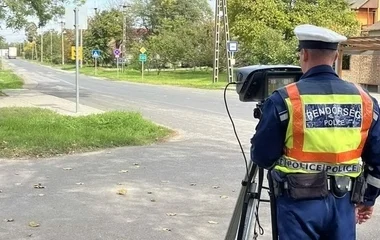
[342,55,351,70]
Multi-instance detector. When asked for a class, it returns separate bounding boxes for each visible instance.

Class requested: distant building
[348,0,380,32]
[0,49,8,57]
[367,20,380,35]
[341,22,380,92]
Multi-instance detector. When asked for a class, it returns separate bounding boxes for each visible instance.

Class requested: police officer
[251,24,380,240]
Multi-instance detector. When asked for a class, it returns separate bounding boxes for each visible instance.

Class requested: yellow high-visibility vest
[274,82,373,178]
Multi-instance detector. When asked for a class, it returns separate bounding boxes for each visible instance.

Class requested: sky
[0,0,216,43]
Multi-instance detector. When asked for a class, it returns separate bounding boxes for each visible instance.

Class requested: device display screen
[267,77,295,95]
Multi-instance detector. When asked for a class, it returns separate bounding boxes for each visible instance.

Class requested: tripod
[224,102,278,240]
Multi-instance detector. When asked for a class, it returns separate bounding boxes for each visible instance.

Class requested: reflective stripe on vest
[276,157,362,175]
[283,83,373,164]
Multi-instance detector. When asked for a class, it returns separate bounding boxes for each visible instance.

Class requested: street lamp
[94,0,98,14]
[60,21,65,65]
[40,27,44,63]
[0,4,7,69]
[50,29,53,63]
[120,3,131,70]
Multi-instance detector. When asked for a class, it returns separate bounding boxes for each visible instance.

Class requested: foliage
[228,0,361,65]
[83,8,133,65]
[126,0,214,72]
[25,22,38,43]
[0,36,8,49]
[19,0,363,75]
[131,0,212,34]
[3,0,86,29]
[23,30,67,64]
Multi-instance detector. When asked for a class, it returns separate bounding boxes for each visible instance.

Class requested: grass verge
[60,65,230,89]
[25,59,231,89]
[0,69,24,93]
[0,107,173,158]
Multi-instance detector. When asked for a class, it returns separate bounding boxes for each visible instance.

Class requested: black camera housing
[235,65,303,102]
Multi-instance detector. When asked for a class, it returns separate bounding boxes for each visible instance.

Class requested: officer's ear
[333,50,339,62]
[301,49,309,62]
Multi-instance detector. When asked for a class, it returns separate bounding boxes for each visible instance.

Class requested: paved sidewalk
[0,60,104,116]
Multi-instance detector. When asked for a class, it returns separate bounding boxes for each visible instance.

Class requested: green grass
[0,69,24,92]
[60,65,230,89]
[25,59,232,89]
[0,107,173,158]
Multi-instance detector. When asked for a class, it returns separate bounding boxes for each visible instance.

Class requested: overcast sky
[1,0,216,43]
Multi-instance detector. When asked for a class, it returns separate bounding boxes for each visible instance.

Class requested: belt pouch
[351,173,367,204]
[286,171,329,200]
[330,176,351,198]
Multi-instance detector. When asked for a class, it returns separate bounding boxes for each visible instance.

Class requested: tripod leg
[241,184,260,240]
[225,161,261,240]
[268,171,278,240]
[224,182,247,240]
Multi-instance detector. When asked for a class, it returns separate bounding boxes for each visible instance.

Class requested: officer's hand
[355,205,374,224]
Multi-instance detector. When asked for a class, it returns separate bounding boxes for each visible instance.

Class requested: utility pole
[122,6,126,72]
[74,7,80,113]
[61,21,65,65]
[212,0,233,83]
[40,28,44,63]
[121,3,130,72]
[31,41,34,60]
[50,31,52,59]
[94,0,98,14]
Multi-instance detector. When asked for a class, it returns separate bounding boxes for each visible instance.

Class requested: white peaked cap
[294,24,347,50]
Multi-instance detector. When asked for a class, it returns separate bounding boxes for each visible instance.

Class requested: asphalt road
[0,59,378,240]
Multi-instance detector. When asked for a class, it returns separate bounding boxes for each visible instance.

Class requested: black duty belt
[282,176,353,191]
[278,175,353,199]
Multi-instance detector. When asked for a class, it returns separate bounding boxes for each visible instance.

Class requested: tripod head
[234,65,303,119]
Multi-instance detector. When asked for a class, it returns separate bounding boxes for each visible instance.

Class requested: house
[341,25,380,92]
[367,20,380,35]
[338,1,380,92]
[348,0,380,31]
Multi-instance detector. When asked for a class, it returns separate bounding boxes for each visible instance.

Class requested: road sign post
[114,49,121,78]
[227,41,238,82]
[92,50,101,75]
[65,6,88,113]
[139,54,147,80]
[139,47,147,81]
[74,8,79,113]
[95,57,97,75]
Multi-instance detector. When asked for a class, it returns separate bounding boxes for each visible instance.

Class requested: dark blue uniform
[250,65,380,239]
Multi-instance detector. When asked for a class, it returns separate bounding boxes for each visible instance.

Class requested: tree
[228,0,361,65]
[25,22,38,43]
[83,8,133,65]
[0,36,8,49]
[127,0,213,71]
[2,0,86,29]
[179,19,215,68]
[131,0,212,34]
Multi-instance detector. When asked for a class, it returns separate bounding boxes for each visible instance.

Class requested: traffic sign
[71,46,83,60]
[65,6,88,30]
[140,47,146,53]
[227,41,238,52]
[139,53,147,62]
[92,50,101,58]
[114,49,121,57]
